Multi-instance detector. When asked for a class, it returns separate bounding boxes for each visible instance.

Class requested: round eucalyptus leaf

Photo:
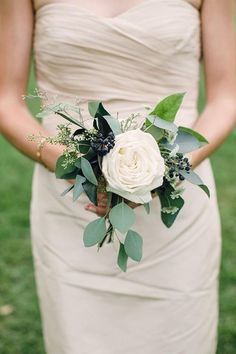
[83,218,107,247]
[117,243,128,272]
[109,201,135,234]
[124,230,143,262]
[81,157,98,186]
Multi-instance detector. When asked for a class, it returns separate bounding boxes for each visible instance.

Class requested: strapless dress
[30,1,221,353]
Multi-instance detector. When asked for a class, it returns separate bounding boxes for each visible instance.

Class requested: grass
[0,64,236,354]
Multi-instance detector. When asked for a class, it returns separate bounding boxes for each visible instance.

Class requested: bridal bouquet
[29,93,209,271]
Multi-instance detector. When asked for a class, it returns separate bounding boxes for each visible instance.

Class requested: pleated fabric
[31,1,222,353]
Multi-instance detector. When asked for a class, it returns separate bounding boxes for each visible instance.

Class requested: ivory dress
[31,0,222,353]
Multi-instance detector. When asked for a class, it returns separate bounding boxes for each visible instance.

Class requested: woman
[0,0,236,353]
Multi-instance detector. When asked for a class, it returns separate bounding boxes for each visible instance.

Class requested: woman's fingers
[97,192,108,207]
[85,203,107,216]
[85,191,108,216]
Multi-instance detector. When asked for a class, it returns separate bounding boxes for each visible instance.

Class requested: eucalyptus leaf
[146,115,178,133]
[178,126,208,145]
[199,184,210,198]
[61,170,79,180]
[88,101,110,118]
[109,201,135,234]
[83,148,97,161]
[174,130,202,153]
[55,155,77,179]
[124,230,143,262]
[82,180,97,205]
[63,103,82,115]
[161,199,184,228]
[97,116,113,136]
[83,217,107,247]
[157,184,184,228]
[55,111,84,127]
[73,175,86,201]
[60,184,74,197]
[81,157,98,186]
[36,103,62,118]
[179,169,203,185]
[149,93,185,122]
[117,243,128,272]
[74,158,81,169]
[145,124,164,142]
[77,141,91,154]
[103,115,122,135]
[88,101,100,117]
[179,170,210,198]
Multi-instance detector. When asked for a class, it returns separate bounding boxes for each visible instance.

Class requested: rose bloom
[102,129,165,204]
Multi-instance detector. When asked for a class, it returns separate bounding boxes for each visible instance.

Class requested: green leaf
[117,243,128,272]
[146,115,178,133]
[157,184,184,228]
[36,103,84,127]
[103,115,122,135]
[83,217,107,247]
[174,128,207,153]
[199,184,210,198]
[88,101,100,117]
[81,157,98,186]
[88,101,110,118]
[109,201,135,234]
[145,124,164,142]
[83,149,97,161]
[178,126,208,145]
[179,170,210,198]
[161,197,184,228]
[149,93,185,122]
[124,230,143,262]
[74,157,81,168]
[55,111,84,127]
[82,180,97,205]
[179,169,203,185]
[73,175,86,201]
[61,184,74,197]
[77,141,91,154]
[143,203,150,214]
[55,155,76,178]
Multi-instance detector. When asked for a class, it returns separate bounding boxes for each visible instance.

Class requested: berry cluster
[166,153,192,181]
[90,131,115,156]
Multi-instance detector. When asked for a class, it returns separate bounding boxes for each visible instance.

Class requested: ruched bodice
[31,2,221,353]
[33,0,202,127]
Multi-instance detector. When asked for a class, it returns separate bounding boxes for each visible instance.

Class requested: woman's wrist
[40,143,65,172]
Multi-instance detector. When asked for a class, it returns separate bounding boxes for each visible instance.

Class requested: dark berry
[90,131,115,156]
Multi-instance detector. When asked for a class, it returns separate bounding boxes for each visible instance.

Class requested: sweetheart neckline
[36,0,199,21]
[36,0,156,21]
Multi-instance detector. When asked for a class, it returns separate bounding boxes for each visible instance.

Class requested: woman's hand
[85,192,109,217]
[85,192,157,217]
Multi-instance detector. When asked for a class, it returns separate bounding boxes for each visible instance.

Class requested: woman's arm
[0,0,64,171]
[189,0,236,167]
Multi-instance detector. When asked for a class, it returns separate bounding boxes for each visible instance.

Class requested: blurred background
[0,53,236,354]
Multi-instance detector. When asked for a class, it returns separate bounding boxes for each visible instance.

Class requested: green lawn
[0,65,236,354]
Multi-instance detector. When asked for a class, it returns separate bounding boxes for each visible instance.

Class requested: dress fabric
[30,1,222,353]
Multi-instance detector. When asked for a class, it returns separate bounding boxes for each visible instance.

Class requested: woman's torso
[32,0,203,130]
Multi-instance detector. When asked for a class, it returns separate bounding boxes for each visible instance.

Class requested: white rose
[102,129,165,204]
